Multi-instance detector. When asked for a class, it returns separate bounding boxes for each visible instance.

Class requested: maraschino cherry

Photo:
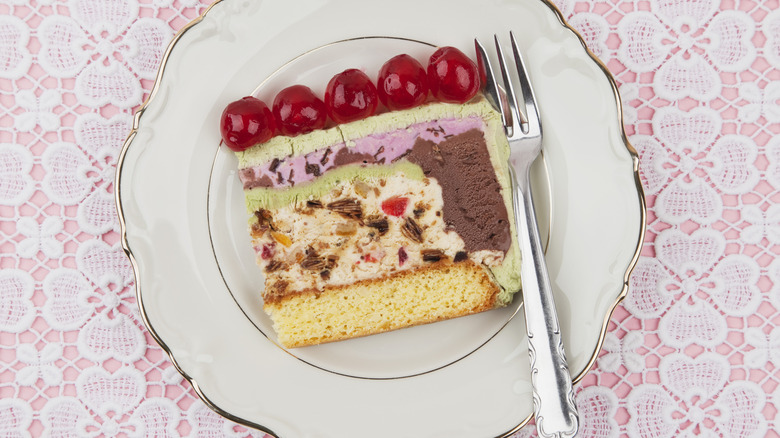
[427,46,481,103]
[220,96,276,151]
[272,85,327,136]
[324,69,378,124]
[377,54,429,110]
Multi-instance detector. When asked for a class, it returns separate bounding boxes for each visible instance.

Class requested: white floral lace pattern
[0,0,777,437]
[0,1,262,437]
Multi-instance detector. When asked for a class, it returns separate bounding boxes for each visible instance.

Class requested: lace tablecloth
[1,0,777,436]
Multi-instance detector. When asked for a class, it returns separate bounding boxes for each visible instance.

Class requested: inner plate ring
[207,37,552,380]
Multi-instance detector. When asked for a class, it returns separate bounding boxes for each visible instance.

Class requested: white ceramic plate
[116,0,645,437]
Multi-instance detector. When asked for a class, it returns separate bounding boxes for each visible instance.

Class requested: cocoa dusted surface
[396,129,511,254]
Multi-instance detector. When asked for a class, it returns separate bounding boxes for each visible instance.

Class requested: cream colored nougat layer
[252,172,504,297]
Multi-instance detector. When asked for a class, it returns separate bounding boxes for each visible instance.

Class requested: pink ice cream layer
[239,116,485,190]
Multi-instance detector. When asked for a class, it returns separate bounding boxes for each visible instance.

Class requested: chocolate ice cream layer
[397,129,511,254]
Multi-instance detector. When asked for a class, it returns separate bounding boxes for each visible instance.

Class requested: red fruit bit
[324,69,378,124]
[261,245,274,260]
[220,96,277,151]
[398,247,408,266]
[427,46,481,104]
[381,196,409,217]
[377,54,429,110]
[272,85,327,136]
[363,253,377,263]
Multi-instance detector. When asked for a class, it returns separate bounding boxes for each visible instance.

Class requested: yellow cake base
[264,261,501,348]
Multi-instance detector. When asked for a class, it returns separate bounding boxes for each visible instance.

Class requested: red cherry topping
[381,196,409,217]
[324,69,378,124]
[427,46,481,103]
[272,85,327,136]
[220,96,276,151]
[377,54,429,110]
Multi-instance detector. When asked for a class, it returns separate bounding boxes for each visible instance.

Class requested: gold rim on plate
[115,0,647,436]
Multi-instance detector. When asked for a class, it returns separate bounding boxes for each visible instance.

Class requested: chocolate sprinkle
[320,147,332,165]
[269,157,281,172]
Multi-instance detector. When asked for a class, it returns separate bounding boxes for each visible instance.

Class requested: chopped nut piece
[250,222,268,238]
[335,222,358,236]
[301,247,326,271]
[268,280,288,295]
[432,144,444,164]
[307,200,323,208]
[301,256,325,271]
[364,215,389,235]
[327,198,363,220]
[255,209,273,225]
[325,255,339,269]
[401,217,423,243]
[265,259,286,273]
[421,249,446,262]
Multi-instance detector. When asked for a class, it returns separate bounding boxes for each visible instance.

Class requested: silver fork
[475,33,579,438]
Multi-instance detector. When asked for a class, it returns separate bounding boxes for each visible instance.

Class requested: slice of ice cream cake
[235,99,521,348]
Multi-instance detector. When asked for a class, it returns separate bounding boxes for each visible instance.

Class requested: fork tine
[474,38,508,129]
[494,34,522,138]
[509,31,542,137]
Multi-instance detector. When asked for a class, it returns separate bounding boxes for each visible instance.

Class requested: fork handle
[512,167,579,438]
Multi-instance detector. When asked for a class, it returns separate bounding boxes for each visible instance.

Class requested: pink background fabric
[0,0,777,437]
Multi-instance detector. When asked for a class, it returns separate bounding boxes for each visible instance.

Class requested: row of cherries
[219,46,481,152]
